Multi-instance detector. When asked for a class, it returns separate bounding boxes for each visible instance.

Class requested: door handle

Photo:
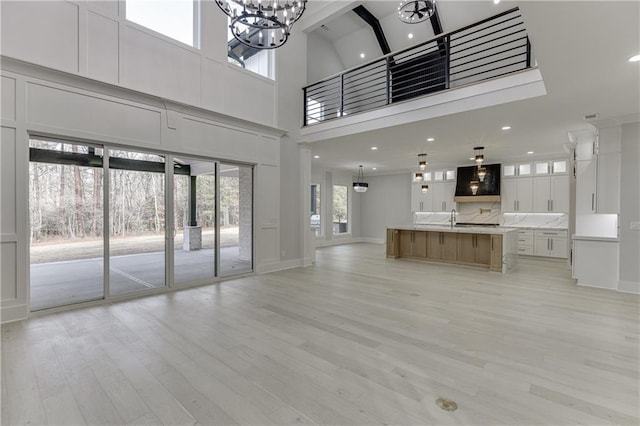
[550,200,553,211]
[591,193,595,211]
[550,239,553,251]
[514,200,517,211]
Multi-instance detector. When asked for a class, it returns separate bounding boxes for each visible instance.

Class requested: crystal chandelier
[474,146,485,166]
[470,179,479,195]
[418,153,428,170]
[477,166,487,182]
[398,0,436,24]
[216,0,307,49]
[353,165,369,193]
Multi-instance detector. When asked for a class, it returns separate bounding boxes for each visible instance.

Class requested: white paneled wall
[0,0,277,127]
[0,62,283,323]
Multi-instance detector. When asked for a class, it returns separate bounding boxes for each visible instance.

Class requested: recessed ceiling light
[313,155,319,159]
[493,0,501,4]
[371,146,378,150]
[629,54,640,62]
[527,151,534,155]
[427,137,435,142]
[501,126,511,130]
[408,33,414,39]
[469,157,475,161]
[372,167,377,170]
[360,53,365,59]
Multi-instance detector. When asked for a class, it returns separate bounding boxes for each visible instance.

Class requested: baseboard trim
[257,258,304,274]
[360,237,385,244]
[1,304,28,324]
[617,280,640,294]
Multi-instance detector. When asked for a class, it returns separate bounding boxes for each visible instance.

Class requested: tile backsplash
[414,202,568,229]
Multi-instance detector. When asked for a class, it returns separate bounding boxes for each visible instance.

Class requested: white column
[299,144,314,266]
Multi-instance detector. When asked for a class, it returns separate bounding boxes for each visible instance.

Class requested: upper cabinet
[574,127,621,215]
[502,177,533,212]
[411,172,456,212]
[595,127,621,214]
[503,158,569,214]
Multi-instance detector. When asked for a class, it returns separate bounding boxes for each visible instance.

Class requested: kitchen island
[386,225,518,273]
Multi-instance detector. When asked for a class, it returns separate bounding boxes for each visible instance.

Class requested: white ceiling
[305,1,640,175]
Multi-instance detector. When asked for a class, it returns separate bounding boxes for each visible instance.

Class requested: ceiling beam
[352,5,391,55]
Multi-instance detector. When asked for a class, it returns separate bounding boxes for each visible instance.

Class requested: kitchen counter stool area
[386,226,518,273]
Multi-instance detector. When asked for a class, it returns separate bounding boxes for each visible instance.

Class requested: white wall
[0,60,285,322]
[0,0,313,322]
[358,173,412,241]
[306,32,345,84]
[0,0,276,127]
[619,122,640,293]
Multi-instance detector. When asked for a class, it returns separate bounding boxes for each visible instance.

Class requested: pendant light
[418,153,427,170]
[414,172,423,182]
[470,180,479,195]
[421,184,429,193]
[353,165,368,193]
[474,146,485,166]
[477,166,487,182]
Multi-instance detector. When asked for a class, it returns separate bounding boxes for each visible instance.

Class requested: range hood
[454,163,501,203]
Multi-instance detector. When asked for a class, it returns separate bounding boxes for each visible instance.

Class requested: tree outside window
[332,185,348,234]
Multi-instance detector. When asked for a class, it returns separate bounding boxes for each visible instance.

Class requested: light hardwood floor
[2,243,639,425]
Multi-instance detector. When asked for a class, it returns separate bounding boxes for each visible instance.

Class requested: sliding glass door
[29,138,254,311]
[29,139,105,310]
[173,156,217,286]
[219,163,253,276]
[108,149,166,297]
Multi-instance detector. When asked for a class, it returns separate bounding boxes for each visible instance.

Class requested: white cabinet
[411,183,425,212]
[433,181,456,212]
[575,160,596,214]
[411,181,455,212]
[572,237,619,289]
[533,229,568,258]
[533,175,569,213]
[515,229,534,255]
[596,152,620,214]
[502,177,533,212]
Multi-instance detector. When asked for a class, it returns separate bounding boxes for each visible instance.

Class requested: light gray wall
[619,122,640,290]
[358,173,412,241]
[306,32,344,84]
[0,0,310,322]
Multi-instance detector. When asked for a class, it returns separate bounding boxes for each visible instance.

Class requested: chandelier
[398,0,436,24]
[474,146,485,166]
[418,153,428,170]
[421,184,429,194]
[353,165,369,193]
[216,0,307,49]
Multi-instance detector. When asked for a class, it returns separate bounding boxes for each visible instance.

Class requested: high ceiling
[303,1,640,175]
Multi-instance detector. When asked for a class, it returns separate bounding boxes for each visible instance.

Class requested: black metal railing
[303,7,532,126]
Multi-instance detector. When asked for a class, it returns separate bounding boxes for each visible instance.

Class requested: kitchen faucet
[450,208,457,228]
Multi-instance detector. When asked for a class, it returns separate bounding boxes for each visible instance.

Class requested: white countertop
[572,234,620,242]
[389,224,518,235]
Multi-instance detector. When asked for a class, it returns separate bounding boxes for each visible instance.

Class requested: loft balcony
[301,7,545,139]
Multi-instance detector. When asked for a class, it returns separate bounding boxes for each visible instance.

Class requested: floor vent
[436,397,458,412]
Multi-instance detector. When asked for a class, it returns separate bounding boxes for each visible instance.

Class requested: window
[535,162,549,174]
[311,184,321,237]
[227,21,274,79]
[518,163,531,175]
[332,185,348,235]
[126,0,199,47]
[552,160,567,174]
